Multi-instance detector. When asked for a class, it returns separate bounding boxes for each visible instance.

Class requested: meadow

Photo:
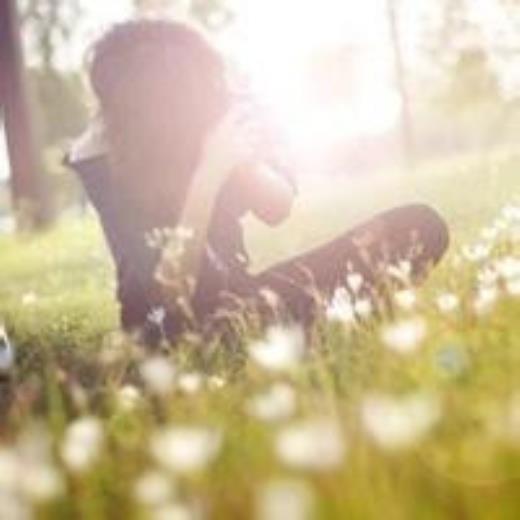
[1,150,520,519]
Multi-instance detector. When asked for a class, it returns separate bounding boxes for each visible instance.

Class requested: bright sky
[2,0,514,181]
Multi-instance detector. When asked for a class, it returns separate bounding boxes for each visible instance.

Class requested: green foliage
[19,0,83,69]
[438,48,503,114]
[28,68,89,148]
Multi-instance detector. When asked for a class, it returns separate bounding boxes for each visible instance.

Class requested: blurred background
[2,0,520,232]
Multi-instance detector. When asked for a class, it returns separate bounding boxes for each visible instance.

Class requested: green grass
[1,149,520,518]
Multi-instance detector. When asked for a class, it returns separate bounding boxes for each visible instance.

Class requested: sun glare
[222,0,400,153]
[67,0,401,155]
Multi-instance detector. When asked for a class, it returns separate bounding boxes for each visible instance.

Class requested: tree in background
[410,0,512,155]
[134,0,232,29]
[0,0,50,229]
[386,0,416,170]
[14,0,90,219]
[19,0,89,148]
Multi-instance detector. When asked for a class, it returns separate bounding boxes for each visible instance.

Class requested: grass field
[1,150,520,519]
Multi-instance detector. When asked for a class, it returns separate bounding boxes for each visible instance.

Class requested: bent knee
[381,203,450,263]
[404,204,450,263]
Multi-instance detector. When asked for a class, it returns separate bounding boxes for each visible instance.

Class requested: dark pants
[220,204,449,327]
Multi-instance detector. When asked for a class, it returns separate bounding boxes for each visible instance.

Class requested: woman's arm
[230,163,296,226]
[155,109,255,302]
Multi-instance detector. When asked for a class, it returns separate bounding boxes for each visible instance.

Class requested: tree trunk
[387,0,415,170]
[0,0,50,230]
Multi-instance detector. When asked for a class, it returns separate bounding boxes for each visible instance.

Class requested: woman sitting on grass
[67,19,449,346]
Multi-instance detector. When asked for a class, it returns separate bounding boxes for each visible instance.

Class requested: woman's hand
[198,107,259,190]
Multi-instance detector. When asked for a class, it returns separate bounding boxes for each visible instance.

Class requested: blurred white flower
[481,226,499,243]
[495,256,520,281]
[208,375,226,390]
[177,372,203,395]
[436,293,459,314]
[361,392,441,451]
[249,326,305,372]
[117,385,142,412]
[21,291,38,306]
[152,502,196,520]
[506,278,520,297]
[257,479,314,520]
[462,244,491,263]
[134,470,174,507]
[140,357,176,396]
[0,326,15,375]
[354,298,373,319]
[61,416,104,473]
[477,268,498,287]
[394,289,416,311]
[259,288,280,309]
[246,383,296,423]
[386,260,412,283]
[473,286,498,315]
[275,418,346,471]
[494,218,509,232]
[150,426,222,474]
[326,288,355,324]
[346,272,363,294]
[381,317,427,355]
[502,204,520,223]
[21,464,64,503]
[148,307,166,326]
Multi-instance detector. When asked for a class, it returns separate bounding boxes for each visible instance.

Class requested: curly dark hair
[89,19,230,222]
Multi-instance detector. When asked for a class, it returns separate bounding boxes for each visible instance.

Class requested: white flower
[134,470,174,507]
[361,392,441,451]
[386,260,412,283]
[150,426,222,474]
[116,385,142,412]
[394,289,416,311]
[494,218,509,232]
[21,292,38,305]
[177,372,203,395]
[436,293,459,314]
[354,298,373,319]
[381,317,427,355]
[495,256,520,280]
[148,307,166,326]
[275,418,346,471]
[473,286,498,315]
[21,464,64,502]
[462,244,491,263]
[61,416,104,472]
[246,383,296,423]
[0,326,15,374]
[249,326,305,372]
[140,357,176,396]
[502,204,520,223]
[506,279,520,296]
[152,502,196,520]
[326,288,355,324]
[346,272,364,294]
[208,376,226,390]
[257,479,314,520]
